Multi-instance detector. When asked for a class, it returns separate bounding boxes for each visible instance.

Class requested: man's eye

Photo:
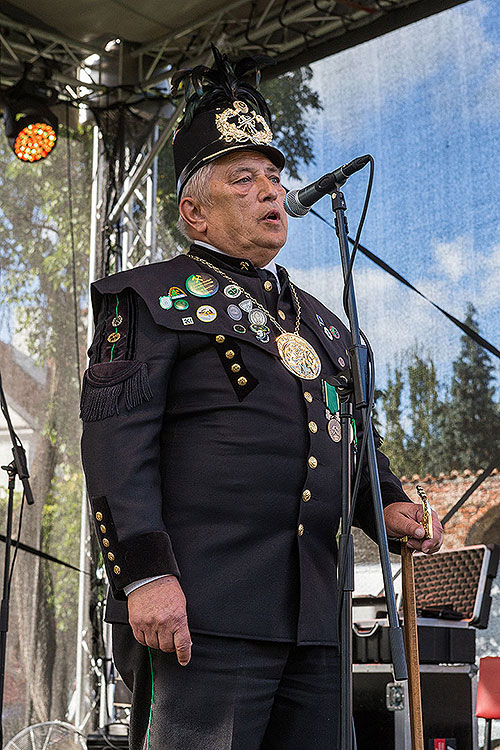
[270,176,280,184]
[237,176,251,183]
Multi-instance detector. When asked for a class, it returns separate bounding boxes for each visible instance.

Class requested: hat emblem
[215,101,273,146]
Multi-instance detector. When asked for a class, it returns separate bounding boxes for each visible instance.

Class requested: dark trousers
[113,625,340,750]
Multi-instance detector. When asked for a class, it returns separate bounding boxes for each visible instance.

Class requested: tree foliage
[380,366,406,476]
[0,125,91,734]
[379,307,500,477]
[437,304,500,471]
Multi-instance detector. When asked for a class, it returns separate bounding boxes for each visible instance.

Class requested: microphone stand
[329,190,407,749]
[0,372,35,748]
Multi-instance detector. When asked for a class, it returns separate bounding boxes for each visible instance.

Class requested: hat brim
[177,142,286,202]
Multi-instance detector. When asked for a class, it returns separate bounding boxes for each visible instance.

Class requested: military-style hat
[172,45,285,201]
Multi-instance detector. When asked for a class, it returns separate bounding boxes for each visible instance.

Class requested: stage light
[3,80,59,163]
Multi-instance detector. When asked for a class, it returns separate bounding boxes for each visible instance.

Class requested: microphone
[284,155,370,217]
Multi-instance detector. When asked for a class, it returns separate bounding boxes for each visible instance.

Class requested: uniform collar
[189,242,280,283]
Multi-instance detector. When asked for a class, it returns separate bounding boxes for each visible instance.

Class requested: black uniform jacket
[80,244,410,646]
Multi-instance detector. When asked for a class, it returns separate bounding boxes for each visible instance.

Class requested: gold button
[231,363,241,373]
[302,489,311,502]
[237,377,248,386]
[216,335,225,343]
[113,565,121,575]
[95,512,103,521]
[308,456,318,469]
[107,552,115,561]
[298,524,304,536]
[278,309,286,320]
[308,421,318,434]
[225,350,235,359]
[102,538,110,548]
[303,391,313,403]
[264,280,273,292]
[100,524,106,534]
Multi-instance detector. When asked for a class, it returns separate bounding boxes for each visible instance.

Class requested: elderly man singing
[81,46,443,750]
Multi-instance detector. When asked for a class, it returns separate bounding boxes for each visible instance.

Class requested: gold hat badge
[215,101,273,145]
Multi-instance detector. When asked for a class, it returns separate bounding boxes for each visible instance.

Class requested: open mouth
[262,209,280,222]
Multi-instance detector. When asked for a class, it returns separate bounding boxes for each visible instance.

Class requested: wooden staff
[401,485,433,750]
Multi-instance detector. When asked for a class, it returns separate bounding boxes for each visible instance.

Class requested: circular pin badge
[159,295,173,310]
[328,417,342,443]
[249,309,267,326]
[324,326,333,340]
[250,323,270,334]
[196,305,217,323]
[185,273,219,298]
[233,324,246,334]
[239,298,253,312]
[169,286,186,300]
[112,315,123,327]
[338,356,346,368]
[256,332,270,343]
[174,298,189,310]
[224,284,241,299]
[316,314,325,327]
[227,304,242,321]
[330,325,340,339]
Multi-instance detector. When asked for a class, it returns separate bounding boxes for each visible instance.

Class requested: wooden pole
[401,485,433,750]
[401,541,424,750]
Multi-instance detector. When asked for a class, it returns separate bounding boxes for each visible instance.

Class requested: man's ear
[179,197,207,234]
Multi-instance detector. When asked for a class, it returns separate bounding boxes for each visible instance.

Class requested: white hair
[176,161,217,240]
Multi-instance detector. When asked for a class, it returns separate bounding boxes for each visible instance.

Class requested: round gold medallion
[275,333,321,380]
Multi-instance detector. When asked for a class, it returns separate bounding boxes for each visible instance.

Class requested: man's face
[185,151,288,267]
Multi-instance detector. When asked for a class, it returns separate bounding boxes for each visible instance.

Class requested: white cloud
[477,243,500,309]
[287,263,455,374]
[287,227,500,383]
[433,235,471,283]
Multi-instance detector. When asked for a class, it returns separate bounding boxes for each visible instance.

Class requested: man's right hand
[127,576,192,666]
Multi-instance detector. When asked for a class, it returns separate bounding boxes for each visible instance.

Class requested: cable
[299,202,500,362]
[341,155,374,319]
[7,490,25,594]
[66,106,82,396]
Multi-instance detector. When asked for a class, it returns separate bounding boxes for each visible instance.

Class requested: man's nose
[257,175,279,200]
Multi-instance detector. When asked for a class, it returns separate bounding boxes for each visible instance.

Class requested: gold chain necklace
[190,254,322,381]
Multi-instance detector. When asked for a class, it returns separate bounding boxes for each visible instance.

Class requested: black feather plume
[171,45,275,131]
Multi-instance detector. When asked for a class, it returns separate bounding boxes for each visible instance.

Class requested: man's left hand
[383,502,443,554]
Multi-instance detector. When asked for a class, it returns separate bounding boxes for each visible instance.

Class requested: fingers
[407,509,444,554]
[384,502,444,555]
[173,621,192,666]
[128,577,191,663]
[384,501,425,540]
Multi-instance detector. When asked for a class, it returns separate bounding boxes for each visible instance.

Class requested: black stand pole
[0,372,35,748]
[330,190,407,749]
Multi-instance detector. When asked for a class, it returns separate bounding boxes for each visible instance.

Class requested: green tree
[0,126,91,733]
[438,304,500,471]
[405,350,441,476]
[380,366,407,476]
[261,65,322,180]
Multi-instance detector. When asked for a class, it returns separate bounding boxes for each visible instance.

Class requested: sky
[279,0,500,392]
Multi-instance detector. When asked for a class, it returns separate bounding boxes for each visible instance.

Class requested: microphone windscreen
[284,191,309,218]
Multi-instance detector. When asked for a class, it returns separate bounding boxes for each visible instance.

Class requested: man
[81,48,443,750]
